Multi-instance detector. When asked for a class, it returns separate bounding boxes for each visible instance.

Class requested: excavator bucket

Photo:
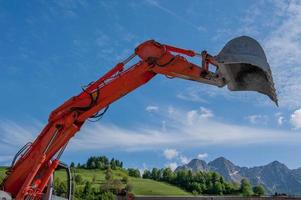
[215,36,278,105]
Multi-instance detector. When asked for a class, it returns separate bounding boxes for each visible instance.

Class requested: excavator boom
[0,36,277,200]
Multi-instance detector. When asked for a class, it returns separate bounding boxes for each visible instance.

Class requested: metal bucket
[215,36,278,105]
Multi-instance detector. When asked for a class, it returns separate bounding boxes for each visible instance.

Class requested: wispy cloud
[291,108,301,130]
[179,1,301,109]
[163,148,179,160]
[0,120,39,165]
[187,107,213,125]
[275,112,285,126]
[145,0,202,32]
[197,153,208,160]
[1,105,301,165]
[146,105,159,113]
[179,155,190,165]
[68,106,301,152]
[0,104,300,165]
[165,162,178,171]
[245,114,269,125]
[177,87,208,103]
[264,1,301,108]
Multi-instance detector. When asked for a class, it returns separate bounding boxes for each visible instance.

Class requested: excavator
[0,36,277,200]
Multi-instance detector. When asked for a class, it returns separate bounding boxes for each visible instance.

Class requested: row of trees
[71,156,123,170]
[54,177,116,200]
[54,167,132,200]
[142,168,265,196]
[127,168,141,178]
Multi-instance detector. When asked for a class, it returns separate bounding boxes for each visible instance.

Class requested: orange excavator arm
[1,37,277,200]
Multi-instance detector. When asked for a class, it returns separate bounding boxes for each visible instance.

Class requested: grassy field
[0,167,7,180]
[0,167,190,196]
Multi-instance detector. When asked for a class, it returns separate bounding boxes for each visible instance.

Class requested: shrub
[253,185,265,196]
[100,191,115,200]
[125,183,134,192]
[75,174,83,185]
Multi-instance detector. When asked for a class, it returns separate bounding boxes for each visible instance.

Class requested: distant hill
[0,167,190,196]
[176,157,301,195]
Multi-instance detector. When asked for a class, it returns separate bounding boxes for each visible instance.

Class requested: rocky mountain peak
[175,159,208,172]
[176,157,301,195]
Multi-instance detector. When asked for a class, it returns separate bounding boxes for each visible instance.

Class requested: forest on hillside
[50,155,265,200]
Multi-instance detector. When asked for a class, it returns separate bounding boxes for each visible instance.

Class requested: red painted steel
[1,40,213,199]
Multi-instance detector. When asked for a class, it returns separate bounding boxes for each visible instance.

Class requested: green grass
[0,167,7,174]
[0,167,190,196]
[0,167,8,181]
[130,177,190,196]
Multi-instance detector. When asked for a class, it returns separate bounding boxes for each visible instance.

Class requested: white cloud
[179,155,189,164]
[187,107,213,125]
[275,112,284,126]
[262,1,301,108]
[291,108,301,129]
[146,105,159,112]
[139,163,148,176]
[177,88,207,103]
[168,106,176,115]
[187,110,198,125]
[197,153,208,160]
[178,1,301,108]
[246,115,268,125]
[163,148,179,160]
[0,120,39,165]
[278,116,285,126]
[1,105,301,166]
[199,107,214,118]
[165,162,178,171]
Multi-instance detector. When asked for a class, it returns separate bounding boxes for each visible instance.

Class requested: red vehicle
[0,36,277,200]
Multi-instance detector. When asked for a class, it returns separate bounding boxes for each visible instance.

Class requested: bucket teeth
[215,36,278,106]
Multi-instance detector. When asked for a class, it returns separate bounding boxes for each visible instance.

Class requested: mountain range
[176,157,301,195]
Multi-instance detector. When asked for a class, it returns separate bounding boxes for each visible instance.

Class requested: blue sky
[1,0,301,171]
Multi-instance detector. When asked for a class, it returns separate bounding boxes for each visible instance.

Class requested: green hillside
[56,168,190,196]
[0,167,7,181]
[0,167,190,196]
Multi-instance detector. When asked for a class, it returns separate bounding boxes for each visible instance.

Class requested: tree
[102,179,123,194]
[105,167,113,181]
[162,168,173,182]
[189,182,203,194]
[54,178,67,197]
[82,181,93,199]
[121,175,129,184]
[212,181,223,195]
[128,168,141,178]
[100,156,109,167]
[142,169,151,179]
[96,160,103,169]
[100,191,115,200]
[110,158,117,170]
[111,179,123,193]
[253,185,265,196]
[224,182,238,194]
[240,179,253,197]
[126,183,134,192]
[70,162,75,168]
